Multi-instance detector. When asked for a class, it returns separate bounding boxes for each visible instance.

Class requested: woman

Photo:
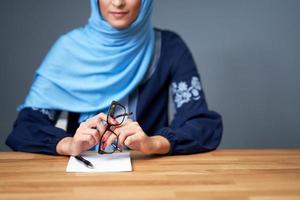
[6,0,222,156]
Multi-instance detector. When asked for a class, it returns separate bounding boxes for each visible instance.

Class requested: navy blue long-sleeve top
[6,29,223,155]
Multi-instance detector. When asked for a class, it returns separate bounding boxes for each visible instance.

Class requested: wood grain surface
[0,149,299,200]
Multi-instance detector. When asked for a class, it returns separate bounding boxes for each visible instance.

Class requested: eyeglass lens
[107,102,126,126]
[99,101,129,154]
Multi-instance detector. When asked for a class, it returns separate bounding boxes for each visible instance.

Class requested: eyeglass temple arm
[114,112,133,119]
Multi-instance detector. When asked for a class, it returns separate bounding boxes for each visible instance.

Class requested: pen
[75,155,94,169]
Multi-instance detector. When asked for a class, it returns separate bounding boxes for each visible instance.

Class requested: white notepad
[66,151,132,172]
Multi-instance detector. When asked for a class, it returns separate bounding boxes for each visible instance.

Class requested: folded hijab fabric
[19,0,154,122]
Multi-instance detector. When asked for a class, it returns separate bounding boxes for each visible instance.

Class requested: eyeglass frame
[97,100,132,154]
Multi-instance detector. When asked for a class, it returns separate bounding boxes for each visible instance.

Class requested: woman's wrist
[56,137,73,155]
[144,135,170,155]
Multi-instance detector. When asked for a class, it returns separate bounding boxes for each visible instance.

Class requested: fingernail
[118,145,123,152]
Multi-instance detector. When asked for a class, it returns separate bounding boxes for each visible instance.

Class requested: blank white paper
[66,151,132,172]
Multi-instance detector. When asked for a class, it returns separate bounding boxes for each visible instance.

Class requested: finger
[96,122,106,137]
[75,125,97,136]
[79,134,98,147]
[83,128,101,144]
[115,127,136,147]
[83,117,107,137]
[98,129,112,150]
[107,116,119,126]
[85,114,105,128]
[87,113,119,128]
[103,131,118,149]
[93,112,118,125]
[87,112,107,122]
[124,134,135,147]
[82,128,99,135]
[119,118,133,127]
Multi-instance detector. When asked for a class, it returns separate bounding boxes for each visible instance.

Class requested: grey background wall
[0,0,299,151]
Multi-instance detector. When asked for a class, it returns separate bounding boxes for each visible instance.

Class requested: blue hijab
[20,0,154,121]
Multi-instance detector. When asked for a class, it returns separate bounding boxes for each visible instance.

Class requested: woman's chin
[109,20,131,29]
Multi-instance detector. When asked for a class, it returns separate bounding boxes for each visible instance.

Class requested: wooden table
[0,149,300,200]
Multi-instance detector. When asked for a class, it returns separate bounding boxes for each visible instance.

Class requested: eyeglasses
[98,101,132,154]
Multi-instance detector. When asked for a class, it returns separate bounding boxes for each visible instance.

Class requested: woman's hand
[56,113,107,156]
[105,119,171,155]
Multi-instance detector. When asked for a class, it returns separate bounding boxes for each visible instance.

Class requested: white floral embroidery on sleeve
[32,107,58,121]
[172,76,202,108]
